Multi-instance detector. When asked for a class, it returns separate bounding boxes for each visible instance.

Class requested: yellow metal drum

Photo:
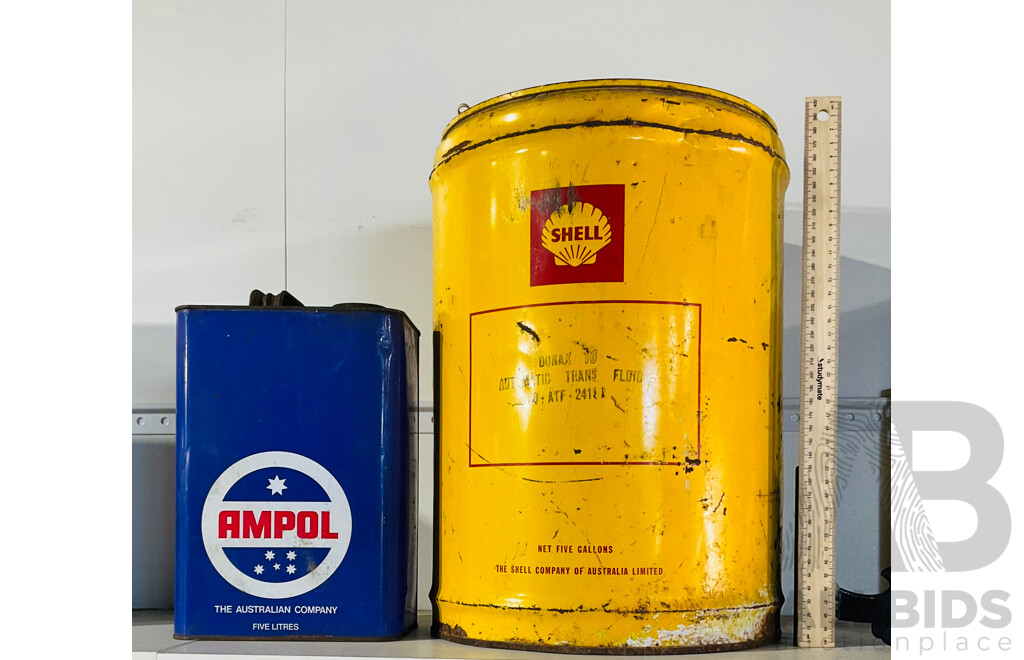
[430,80,788,653]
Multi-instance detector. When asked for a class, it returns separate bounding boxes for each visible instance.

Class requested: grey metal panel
[132,409,176,436]
[781,397,890,615]
[132,433,176,609]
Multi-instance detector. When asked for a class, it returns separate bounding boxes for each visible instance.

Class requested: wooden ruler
[796,96,842,648]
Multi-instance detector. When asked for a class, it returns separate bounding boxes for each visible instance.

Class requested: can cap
[248,289,303,307]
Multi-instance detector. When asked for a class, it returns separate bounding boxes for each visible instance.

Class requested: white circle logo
[201,451,353,599]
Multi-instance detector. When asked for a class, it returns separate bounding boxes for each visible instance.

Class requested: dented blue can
[174,298,419,640]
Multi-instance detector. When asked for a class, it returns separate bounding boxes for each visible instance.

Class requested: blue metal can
[174,296,419,640]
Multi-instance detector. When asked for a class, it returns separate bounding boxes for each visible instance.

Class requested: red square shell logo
[530,184,625,287]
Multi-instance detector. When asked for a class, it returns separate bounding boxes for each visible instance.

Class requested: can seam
[430,119,785,180]
[436,604,780,655]
[434,597,782,615]
[441,81,780,140]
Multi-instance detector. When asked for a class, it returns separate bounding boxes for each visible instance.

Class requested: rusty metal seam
[434,598,779,615]
[437,614,780,656]
[431,119,784,178]
[440,84,780,140]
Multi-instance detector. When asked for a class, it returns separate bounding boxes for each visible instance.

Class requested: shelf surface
[134,611,888,659]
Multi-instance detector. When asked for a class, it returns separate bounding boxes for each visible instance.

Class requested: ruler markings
[796,96,841,649]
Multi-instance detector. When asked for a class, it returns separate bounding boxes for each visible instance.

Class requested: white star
[254,564,264,575]
[267,475,287,496]
[286,550,297,561]
[264,550,275,560]
[273,563,281,570]
[286,564,296,575]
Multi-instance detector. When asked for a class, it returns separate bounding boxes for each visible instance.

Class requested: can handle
[248,289,304,307]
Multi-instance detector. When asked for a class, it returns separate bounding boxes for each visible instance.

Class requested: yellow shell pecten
[541,202,612,267]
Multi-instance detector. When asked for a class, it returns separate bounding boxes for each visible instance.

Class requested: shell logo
[541,203,612,267]
[530,184,624,286]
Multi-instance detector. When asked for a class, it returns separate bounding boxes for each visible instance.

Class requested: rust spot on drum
[441,140,472,160]
[438,608,779,654]
[517,321,540,343]
[436,622,468,638]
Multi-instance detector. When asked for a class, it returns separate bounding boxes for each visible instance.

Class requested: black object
[837,567,891,646]
[248,289,303,307]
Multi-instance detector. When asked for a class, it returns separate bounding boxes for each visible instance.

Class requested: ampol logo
[530,184,624,286]
[201,451,353,599]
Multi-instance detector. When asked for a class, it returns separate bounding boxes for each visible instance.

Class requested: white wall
[134,0,890,612]
[133,0,890,404]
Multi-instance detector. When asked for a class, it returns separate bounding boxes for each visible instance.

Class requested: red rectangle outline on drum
[468,300,702,468]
